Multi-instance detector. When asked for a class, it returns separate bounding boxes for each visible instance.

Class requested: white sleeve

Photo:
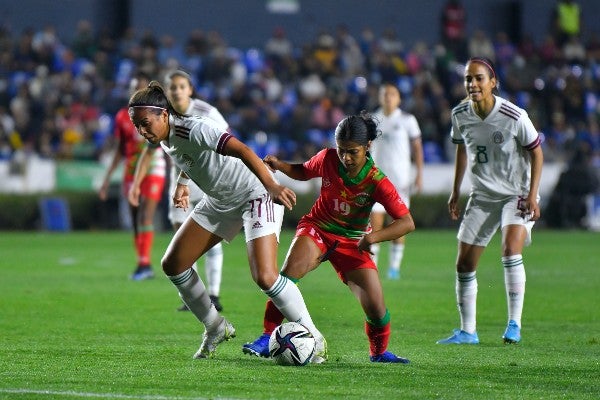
[407,114,422,140]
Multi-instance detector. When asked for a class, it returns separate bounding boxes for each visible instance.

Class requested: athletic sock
[389,243,405,273]
[263,274,323,340]
[169,268,220,330]
[365,310,391,356]
[137,226,154,266]
[205,243,223,297]
[457,271,477,334]
[263,298,284,335]
[503,254,526,327]
[133,233,143,265]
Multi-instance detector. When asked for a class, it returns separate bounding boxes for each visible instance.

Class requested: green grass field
[1,229,598,399]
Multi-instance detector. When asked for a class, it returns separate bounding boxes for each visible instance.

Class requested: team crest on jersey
[492,131,504,144]
[182,154,194,168]
[322,178,331,188]
[354,192,370,206]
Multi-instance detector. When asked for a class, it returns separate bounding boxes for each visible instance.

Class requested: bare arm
[98,145,123,201]
[448,143,467,220]
[171,170,191,211]
[411,137,424,194]
[222,137,296,210]
[522,145,544,221]
[358,213,415,253]
[127,146,153,207]
[263,154,311,181]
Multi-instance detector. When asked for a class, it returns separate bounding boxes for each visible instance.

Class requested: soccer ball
[268,322,316,366]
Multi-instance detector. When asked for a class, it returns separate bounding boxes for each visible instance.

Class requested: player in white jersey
[437,57,543,345]
[370,83,423,280]
[166,70,228,312]
[127,81,327,362]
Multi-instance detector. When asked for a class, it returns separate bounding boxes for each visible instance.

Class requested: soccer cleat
[209,295,223,312]
[242,333,271,358]
[370,351,410,364]
[311,335,328,364]
[436,328,480,344]
[502,320,521,344]
[193,318,236,359]
[387,268,400,280]
[130,266,154,281]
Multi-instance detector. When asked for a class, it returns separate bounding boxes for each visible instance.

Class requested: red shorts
[123,175,165,202]
[295,220,377,284]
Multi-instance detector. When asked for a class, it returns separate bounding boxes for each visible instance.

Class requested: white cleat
[193,318,236,359]
[311,335,328,364]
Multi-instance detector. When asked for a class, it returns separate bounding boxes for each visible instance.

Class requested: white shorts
[189,191,284,243]
[457,194,536,247]
[168,182,205,225]
[372,185,410,213]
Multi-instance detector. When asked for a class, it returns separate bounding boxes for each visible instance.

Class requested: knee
[456,260,476,273]
[501,246,521,257]
[161,252,179,276]
[253,269,279,290]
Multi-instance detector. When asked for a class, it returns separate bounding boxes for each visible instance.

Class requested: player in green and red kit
[99,73,166,280]
[242,112,415,363]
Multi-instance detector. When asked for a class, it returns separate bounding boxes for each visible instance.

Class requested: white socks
[205,243,223,297]
[169,268,220,331]
[190,243,223,298]
[455,254,526,335]
[264,275,323,340]
[369,243,405,273]
[503,254,526,327]
[456,271,478,334]
[389,243,405,272]
[370,243,380,266]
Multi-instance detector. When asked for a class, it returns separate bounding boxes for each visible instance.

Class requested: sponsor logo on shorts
[252,221,263,229]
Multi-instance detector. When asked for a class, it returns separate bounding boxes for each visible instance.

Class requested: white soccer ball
[268,322,316,366]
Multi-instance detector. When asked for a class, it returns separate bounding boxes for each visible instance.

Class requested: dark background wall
[0,0,598,50]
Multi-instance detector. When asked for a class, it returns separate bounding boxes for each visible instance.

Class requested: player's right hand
[173,184,190,211]
[128,185,141,207]
[269,184,296,210]
[263,155,279,172]
[448,191,461,221]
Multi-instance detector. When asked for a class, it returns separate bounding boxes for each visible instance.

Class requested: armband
[177,177,190,186]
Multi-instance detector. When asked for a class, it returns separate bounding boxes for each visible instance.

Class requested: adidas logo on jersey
[252,221,263,229]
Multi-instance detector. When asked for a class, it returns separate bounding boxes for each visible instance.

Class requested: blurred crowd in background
[0,0,599,171]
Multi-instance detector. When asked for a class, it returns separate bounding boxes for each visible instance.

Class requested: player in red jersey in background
[99,72,166,280]
[242,111,415,363]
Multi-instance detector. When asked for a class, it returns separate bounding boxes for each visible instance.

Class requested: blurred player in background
[437,57,543,345]
[243,112,415,363]
[165,70,227,312]
[370,83,423,280]
[99,72,166,281]
[127,81,326,361]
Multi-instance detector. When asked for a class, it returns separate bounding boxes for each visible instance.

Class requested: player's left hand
[518,196,540,221]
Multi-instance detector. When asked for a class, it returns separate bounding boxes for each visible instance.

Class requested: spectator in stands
[440,0,467,60]
[552,0,581,47]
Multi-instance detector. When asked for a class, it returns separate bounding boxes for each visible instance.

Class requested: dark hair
[466,57,500,95]
[165,69,197,98]
[334,110,380,146]
[128,80,186,118]
[381,81,401,96]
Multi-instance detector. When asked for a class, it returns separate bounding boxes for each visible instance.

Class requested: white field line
[0,388,243,400]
